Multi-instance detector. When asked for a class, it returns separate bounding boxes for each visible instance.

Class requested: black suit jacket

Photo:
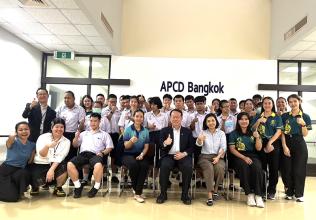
[22,103,56,142]
[159,126,194,158]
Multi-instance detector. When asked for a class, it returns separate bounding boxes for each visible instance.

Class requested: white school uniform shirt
[34,133,70,164]
[189,111,208,138]
[144,111,168,131]
[118,108,134,130]
[77,129,114,154]
[56,104,85,132]
[196,129,226,155]
[181,110,192,128]
[102,106,121,133]
[169,128,181,155]
[217,114,237,134]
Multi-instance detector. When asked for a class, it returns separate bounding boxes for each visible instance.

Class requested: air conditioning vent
[284,16,307,41]
[18,0,49,7]
[101,12,113,38]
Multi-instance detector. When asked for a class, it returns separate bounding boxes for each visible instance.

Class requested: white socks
[94,182,100,189]
[74,180,81,188]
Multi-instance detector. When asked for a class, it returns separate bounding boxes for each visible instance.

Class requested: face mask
[92,108,102,114]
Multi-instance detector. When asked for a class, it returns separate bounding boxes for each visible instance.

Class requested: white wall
[0,27,42,135]
[270,0,316,58]
[110,56,277,106]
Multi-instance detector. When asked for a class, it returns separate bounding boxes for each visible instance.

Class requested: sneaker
[213,193,221,201]
[132,189,146,199]
[206,198,214,206]
[111,176,119,184]
[267,193,275,200]
[73,185,83,198]
[41,184,49,190]
[285,195,293,200]
[296,197,304,202]
[30,187,39,196]
[53,187,66,197]
[255,195,265,208]
[247,194,256,207]
[134,195,145,203]
[88,187,99,198]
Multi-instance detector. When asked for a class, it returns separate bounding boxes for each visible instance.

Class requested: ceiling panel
[86,36,107,46]
[76,24,99,36]
[0,0,20,8]
[69,45,99,54]
[303,30,316,42]
[25,8,69,24]
[94,45,111,54]
[0,8,36,22]
[29,34,63,44]
[44,23,80,35]
[50,0,79,9]
[62,10,90,24]
[32,43,49,51]
[279,50,303,59]
[42,44,71,51]
[58,35,90,45]
[290,41,315,51]
[294,50,316,59]
[11,22,50,34]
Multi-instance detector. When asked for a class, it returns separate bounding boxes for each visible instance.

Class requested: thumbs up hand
[130,136,138,144]
[197,131,206,143]
[164,134,172,146]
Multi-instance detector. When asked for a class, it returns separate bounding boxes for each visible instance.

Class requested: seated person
[123,109,150,203]
[196,113,226,206]
[29,118,70,197]
[156,109,194,205]
[0,122,35,202]
[229,112,264,208]
[67,113,113,198]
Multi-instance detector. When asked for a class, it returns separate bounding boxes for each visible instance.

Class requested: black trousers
[282,135,308,198]
[258,138,280,194]
[64,132,76,162]
[159,155,192,195]
[122,155,149,195]
[0,164,31,202]
[234,152,263,196]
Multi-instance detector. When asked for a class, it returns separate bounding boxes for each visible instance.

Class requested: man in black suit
[22,88,56,142]
[156,109,194,205]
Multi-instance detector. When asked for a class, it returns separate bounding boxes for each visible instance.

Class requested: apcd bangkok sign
[160,81,224,96]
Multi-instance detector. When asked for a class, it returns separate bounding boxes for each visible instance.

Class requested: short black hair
[96,93,105,98]
[252,94,262,100]
[170,109,183,117]
[163,94,172,100]
[194,96,206,103]
[173,94,184,102]
[15,121,29,132]
[202,113,219,130]
[65,91,75,98]
[133,109,144,116]
[149,96,163,109]
[219,99,228,108]
[229,98,237,102]
[36,88,48,95]
[51,118,66,131]
[108,94,117,99]
[90,112,101,120]
[185,95,194,101]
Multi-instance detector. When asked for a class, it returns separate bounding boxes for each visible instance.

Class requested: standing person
[196,113,226,206]
[156,109,194,205]
[281,94,312,202]
[80,95,94,116]
[252,97,283,200]
[173,94,191,128]
[102,94,122,183]
[29,118,70,197]
[208,98,221,116]
[276,97,287,116]
[96,93,107,108]
[185,95,195,114]
[0,122,35,202]
[123,109,150,203]
[229,98,239,116]
[239,100,245,112]
[252,94,262,113]
[244,99,257,119]
[118,95,139,134]
[229,112,264,208]
[161,94,173,114]
[56,91,85,161]
[137,94,150,113]
[68,113,114,198]
[22,88,56,142]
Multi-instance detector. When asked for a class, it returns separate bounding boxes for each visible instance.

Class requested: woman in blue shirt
[123,109,149,203]
[281,94,312,202]
[229,112,264,208]
[0,122,35,202]
[252,97,283,200]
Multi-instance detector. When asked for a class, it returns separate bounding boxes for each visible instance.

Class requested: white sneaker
[132,189,146,199]
[134,195,145,203]
[247,194,256,207]
[285,195,293,200]
[296,197,304,202]
[255,195,265,208]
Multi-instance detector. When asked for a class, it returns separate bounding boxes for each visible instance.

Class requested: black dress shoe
[88,187,99,198]
[181,194,192,205]
[156,193,167,204]
[73,185,84,198]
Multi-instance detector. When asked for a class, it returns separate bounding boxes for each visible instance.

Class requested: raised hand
[197,131,206,143]
[164,134,172,146]
[30,98,38,109]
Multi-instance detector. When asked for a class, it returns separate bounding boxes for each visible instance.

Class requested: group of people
[0,89,312,209]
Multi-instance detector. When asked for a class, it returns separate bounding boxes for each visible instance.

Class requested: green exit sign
[53,51,75,60]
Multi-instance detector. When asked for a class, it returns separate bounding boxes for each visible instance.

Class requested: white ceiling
[278,29,316,60]
[0,0,112,54]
